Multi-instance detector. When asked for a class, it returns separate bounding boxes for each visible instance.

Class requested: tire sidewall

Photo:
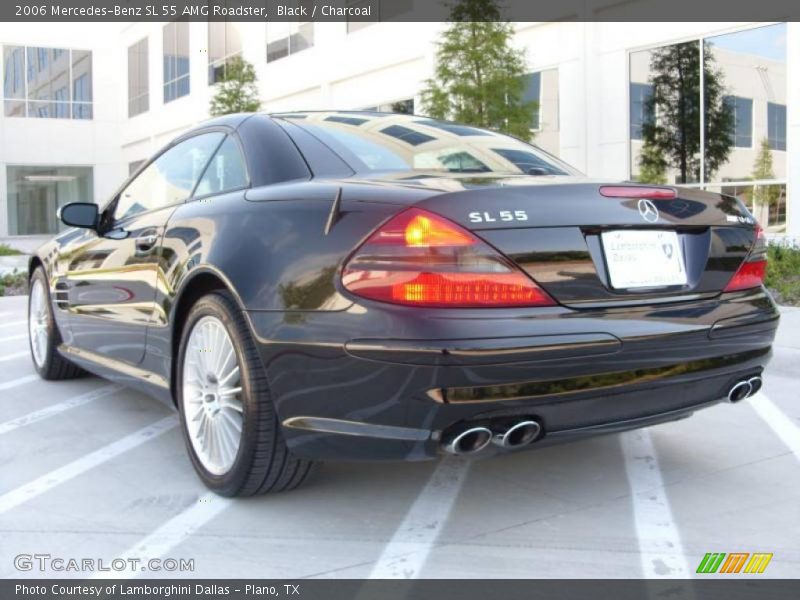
[176,293,265,496]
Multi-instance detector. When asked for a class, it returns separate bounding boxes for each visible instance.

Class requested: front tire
[176,291,316,496]
[28,267,86,380]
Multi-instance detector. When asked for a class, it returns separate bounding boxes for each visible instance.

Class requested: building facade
[1,19,797,250]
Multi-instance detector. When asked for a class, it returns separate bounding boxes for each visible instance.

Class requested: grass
[0,270,28,297]
[765,245,800,307]
[0,243,23,256]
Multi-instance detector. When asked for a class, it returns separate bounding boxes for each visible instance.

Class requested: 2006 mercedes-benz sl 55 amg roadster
[28,111,779,496]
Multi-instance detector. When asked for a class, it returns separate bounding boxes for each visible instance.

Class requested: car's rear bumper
[245,288,779,461]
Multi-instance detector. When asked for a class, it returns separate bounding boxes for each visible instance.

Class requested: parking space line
[750,393,800,461]
[0,333,28,343]
[94,491,233,579]
[0,319,26,329]
[0,415,177,515]
[0,374,39,391]
[368,457,471,579]
[0,351,28,363]
[621,430,690,578]
[0,384,122,435]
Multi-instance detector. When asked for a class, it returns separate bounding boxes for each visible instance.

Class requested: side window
[115,132,224,221]
[195,135,249,196]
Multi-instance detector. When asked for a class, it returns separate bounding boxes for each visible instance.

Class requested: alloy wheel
[29,278,49,368]
[182,315,244,476]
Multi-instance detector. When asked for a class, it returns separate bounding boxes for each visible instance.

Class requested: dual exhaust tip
[727,375,763,403]
[443,420,542,456]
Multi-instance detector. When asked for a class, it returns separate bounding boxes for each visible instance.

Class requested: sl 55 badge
[469,210,529,223]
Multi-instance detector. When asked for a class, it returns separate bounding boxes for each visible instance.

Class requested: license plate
[601,230,687,289]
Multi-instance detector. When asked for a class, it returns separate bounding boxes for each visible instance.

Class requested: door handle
[135,233,159,252]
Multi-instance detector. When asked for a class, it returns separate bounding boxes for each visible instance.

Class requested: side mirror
[58,202,99,230]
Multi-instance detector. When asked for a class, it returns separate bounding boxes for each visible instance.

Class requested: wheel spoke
[181,314,245,476]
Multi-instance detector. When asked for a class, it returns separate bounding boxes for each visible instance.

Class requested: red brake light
[723,260,767,292]
[724,225,767,292]
[599,186,676,200]
[342,208,555,308]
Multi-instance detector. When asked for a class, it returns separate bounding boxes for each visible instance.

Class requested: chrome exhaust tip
[492,420,542,449]
[727,380,752,403]
[442,426,493,456]
[747,376,763,396]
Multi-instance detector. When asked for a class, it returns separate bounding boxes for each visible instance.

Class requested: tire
[28,267,86,380]
[176,291,316,496]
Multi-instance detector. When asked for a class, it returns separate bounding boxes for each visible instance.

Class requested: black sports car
[29,111,779,496]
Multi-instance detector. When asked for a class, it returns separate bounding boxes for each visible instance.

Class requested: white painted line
[0,384,122,435]
[0,374,39,391]
[0,319,26,329]
[0,350,28,363]
[368,457,471,579]
[0,333,28,343]
[750,393,800,461]
[94,491,233,579]
[0,415,177,515]
[621,430,690,578]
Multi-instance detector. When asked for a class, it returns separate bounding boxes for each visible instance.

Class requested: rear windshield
[274,113,577,176]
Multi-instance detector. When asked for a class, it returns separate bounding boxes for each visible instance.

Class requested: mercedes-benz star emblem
[638,198,659,223]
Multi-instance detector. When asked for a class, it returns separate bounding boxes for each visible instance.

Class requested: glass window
[128,38,149,117]
[3,46,26,116]
[208,22,242,84]
[629,82,653,140]
[195,136,248,196]
[768,103,787,151]
[26,47,70,119]
[2,45,92,119]
[267,17,313,62]
[629,40,701,184]
[724,96,753,148]
[522,72,541,130]
[6,165,94,235]
[72,50,92,119]
[115,133,224,221]
[163,22,190,103]
[281,113,578,176]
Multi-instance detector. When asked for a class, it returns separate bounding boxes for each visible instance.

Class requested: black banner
[2,0,800,22]
[4,579,800,600]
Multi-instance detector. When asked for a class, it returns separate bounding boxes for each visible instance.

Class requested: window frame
[163,21,190,104]
[767,102,787,152]
[191,133,252,202]
[626,23,787,192]
[2,44,93,119]
[266,20,314,63]
[127,37,149,118]
[207,22,242,85]
[106,128,230,226]
[724,95,754,149]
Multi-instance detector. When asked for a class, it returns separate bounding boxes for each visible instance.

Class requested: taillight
[342,208,555,307]
[599,186,676,200]
[724,225,767,292]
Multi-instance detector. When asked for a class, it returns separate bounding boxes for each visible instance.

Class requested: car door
[62,131,225,366]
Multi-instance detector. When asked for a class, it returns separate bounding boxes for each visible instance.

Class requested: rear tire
[176,291,316,496]
[28,267,86,380]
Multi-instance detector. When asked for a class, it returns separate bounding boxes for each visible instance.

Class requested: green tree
[639,41,733,183]
[750,137,782,207]
[637,141,667,184]
[209,56,262,116]
[421,0,535,139]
